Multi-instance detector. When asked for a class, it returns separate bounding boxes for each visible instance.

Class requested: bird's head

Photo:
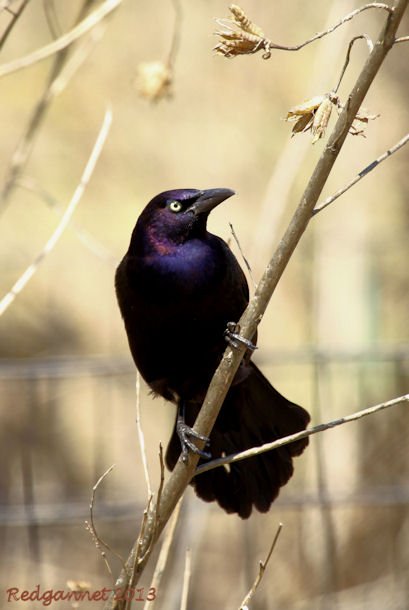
[131,188,235,254]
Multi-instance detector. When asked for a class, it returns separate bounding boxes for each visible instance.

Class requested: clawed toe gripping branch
[224,321,257,351]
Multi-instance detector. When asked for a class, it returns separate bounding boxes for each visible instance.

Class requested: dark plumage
[115,188,310,518]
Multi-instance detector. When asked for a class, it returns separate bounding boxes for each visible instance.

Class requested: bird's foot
[225,322,257,351]
[176,416,211,463]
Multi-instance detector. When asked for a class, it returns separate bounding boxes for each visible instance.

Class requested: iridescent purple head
[131,188,235,254]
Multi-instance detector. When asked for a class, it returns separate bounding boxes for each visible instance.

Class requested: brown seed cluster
[229,4,265,38]
[214,4,272,59]
[286,93,379,143]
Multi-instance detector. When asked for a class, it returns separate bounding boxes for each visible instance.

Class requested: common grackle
[115,188,310,518]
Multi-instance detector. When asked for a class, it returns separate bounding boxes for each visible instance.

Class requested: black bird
[115,188,310,518]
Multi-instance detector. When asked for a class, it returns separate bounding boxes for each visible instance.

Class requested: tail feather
[165,362,310,518]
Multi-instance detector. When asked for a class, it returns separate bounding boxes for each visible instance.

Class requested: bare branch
[135,372,152,497]
[394,34,409,41]
[0,0,121,78]
[313,132,409,214]
[0,108,112,317]
[280,3,391,51]
[214,3,392,58]
[333,34,374,94]
[229,222,255,288]
[85,465,127,577]
[239,523,283,610]
[197,395,408,476]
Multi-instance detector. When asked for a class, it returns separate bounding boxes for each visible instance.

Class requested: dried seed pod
[214,5,271,59]
[135,61,172,102]
[311,97,333,143]
[214,30,265,58]
[229,4,265,37]
[291,112,314,136]
[286,95,326,120]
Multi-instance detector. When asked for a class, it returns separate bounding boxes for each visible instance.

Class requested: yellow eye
[169,200,183,213]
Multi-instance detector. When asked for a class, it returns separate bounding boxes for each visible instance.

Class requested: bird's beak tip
[190,187,235,215]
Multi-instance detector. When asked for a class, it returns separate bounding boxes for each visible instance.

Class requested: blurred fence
[1,346,408,609]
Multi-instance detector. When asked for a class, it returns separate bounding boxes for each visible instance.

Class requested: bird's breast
[140,240,224,297]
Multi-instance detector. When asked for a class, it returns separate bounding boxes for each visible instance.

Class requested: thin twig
[333,34,374,93]
[313,133,409,215]
[197,395,408,475]
[274,3,391,52]
[180,549,192,610]
[143,499,183,610]
[394,34,409,42]
[229,222,255,288]
[0,0,121,78]
[239,523,283,610]
[215,3,392,57]
[135,372,152,497]
[85,464,127,577]
[167,0,182,67]
[0,108,112,317]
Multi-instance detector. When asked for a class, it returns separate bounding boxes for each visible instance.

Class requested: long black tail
[165,362,310,518]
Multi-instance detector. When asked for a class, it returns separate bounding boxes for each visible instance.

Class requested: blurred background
[0,0,408,608]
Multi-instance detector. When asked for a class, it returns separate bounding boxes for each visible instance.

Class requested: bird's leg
[176,400,211,463]
[225,322,257,351]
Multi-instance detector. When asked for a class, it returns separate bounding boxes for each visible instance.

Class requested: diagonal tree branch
[103,2,408,608]
[0,109,112,317]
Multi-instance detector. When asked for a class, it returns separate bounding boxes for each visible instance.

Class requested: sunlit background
[1,1,408,608]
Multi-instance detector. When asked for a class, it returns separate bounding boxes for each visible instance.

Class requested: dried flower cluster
[214,4,272,59]
[286,93,379,143]
[135,61,173,102]
[286,94,338,143]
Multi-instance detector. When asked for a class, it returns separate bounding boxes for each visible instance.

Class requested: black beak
[187,188,235,216]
